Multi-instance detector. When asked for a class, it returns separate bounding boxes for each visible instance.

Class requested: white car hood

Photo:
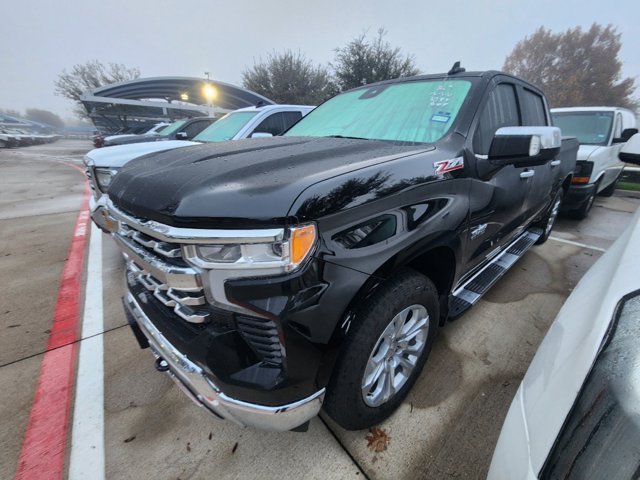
[104,133,139,142]
[576,144,602,161]
[488,207,640,479]
[85,140,199,168]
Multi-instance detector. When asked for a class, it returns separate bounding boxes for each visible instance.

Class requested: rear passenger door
[464,80,530,274]
[518,85,554,222]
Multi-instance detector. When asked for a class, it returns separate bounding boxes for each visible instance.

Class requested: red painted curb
[15,176,90,480]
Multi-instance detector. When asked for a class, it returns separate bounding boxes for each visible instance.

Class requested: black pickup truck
[108,68,577,432]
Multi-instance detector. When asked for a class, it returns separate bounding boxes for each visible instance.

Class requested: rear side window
[520,88,547,126]
[282,111,303,130]
[252,111,303,136]
[182,120,209,139]
[473,84,520,155]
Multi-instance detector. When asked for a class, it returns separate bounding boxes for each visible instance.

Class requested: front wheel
[570,186,596,220]
[323,269,439,430]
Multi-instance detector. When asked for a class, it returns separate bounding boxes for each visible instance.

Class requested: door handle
[550,160,561,167]
[520,170,535,179]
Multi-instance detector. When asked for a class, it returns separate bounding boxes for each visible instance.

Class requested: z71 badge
[434,157,464,174]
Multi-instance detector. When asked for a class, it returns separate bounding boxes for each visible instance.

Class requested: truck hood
[109,136,435,226]
[577,144,602,161]
[85,140,198,168]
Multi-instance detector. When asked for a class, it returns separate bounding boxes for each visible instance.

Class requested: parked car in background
[0,128,60,146]
[551,107,638,219]
[488,135,640,480]
[107,69,576,432]
[94,123,168,148]
[104,122,171,146]
[0,129,19,148]
[103,117,215,147]
[4,128,35,146]
[85,104,313,232]
[191,104,314,142]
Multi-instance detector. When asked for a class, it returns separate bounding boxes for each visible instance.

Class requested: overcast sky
[1,0,639,119]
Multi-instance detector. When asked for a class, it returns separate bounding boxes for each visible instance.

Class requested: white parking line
[69,224,105,480]
[549,236,606,252]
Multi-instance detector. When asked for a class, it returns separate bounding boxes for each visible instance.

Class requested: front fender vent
[236,316,283,366]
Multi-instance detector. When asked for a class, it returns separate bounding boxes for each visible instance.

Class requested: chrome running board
[448,228,542,319]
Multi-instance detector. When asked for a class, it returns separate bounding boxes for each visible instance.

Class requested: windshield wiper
[326,135,372,141]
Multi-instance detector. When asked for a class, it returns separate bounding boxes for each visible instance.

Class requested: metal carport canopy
[88,76,274,110]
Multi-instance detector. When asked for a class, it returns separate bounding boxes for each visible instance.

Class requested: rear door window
[520,88,547,126]
[251,111,303,136]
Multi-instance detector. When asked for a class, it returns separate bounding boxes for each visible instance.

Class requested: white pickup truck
[85,104,314,231]
[551,107,638,218]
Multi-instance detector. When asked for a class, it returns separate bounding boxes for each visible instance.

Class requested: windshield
[285,79,472,143]
[157,119,187,136]
[193,111,258,142]
[552,112,614,146]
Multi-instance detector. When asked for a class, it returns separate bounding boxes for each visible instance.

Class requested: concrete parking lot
[1,140,638,480]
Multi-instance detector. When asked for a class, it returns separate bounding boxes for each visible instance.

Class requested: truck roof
[551,106,636,115]
[551,106,638,128]
[233,104,316,113]
[345,70,546,98]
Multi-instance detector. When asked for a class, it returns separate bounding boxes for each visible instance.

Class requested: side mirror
[619,133,640,166]
[488,126,562,167]
[613,128,639,144]
[250,132,273,139]
[175,131,188,140]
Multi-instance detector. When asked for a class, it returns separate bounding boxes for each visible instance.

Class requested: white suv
[551,107,638,218]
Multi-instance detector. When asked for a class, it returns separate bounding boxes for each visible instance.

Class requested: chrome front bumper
[124,293,325,431]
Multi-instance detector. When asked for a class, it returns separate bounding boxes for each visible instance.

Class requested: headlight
[571,161,593,185]
[184,224,317,273]
[94,167,119,193]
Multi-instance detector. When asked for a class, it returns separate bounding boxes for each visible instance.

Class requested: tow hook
[155,357,170,372]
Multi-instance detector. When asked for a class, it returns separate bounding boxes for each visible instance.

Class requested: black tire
[534,189,564,244]
[323,268,439,430]
[569,185,597,220]
[598,177,618,197]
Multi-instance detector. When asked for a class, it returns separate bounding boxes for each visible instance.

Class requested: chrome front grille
[119,223,184,261]
[126,261,210,324]
[115,218,210,324]
[112,203,286,364]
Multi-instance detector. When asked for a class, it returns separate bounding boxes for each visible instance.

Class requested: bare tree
[25,108,65,129]
[504,24,637,109]
[242,51,335,105]
[54,60,140,118]
[0,108,23,118]
[332,29,420,91]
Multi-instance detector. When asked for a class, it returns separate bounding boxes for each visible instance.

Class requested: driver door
[463,81,531,274]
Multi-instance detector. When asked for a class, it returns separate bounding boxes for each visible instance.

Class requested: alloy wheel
[361,304,430,407]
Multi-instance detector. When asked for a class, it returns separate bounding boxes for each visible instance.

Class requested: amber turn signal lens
[572,176,590,185]
[290,224,317,264]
